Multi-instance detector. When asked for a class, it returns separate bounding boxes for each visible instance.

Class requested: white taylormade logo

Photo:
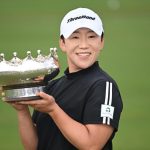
[67,15,95,23]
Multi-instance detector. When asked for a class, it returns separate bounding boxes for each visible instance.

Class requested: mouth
[76,52,91,57]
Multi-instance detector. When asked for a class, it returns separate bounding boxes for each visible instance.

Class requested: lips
[76,52,91,56]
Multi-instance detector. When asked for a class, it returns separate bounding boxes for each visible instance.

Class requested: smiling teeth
[77,52,91,56]
[79,53,89,56]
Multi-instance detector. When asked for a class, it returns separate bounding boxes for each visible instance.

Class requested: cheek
[93,45,101,57]
[93,44,102,52]
[95,42,103,52]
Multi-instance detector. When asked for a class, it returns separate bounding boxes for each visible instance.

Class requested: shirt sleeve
[32,110,39,124]
[83,80,123,131]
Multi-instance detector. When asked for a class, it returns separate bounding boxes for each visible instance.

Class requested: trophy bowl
[0,48,59,101]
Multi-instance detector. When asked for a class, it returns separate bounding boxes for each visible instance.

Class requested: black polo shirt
[32,61,123,150]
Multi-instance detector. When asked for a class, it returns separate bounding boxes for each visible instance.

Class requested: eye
[89,35,96,38]
[88,32,99,39]
[69,34,79,39]
[72,36,79,39]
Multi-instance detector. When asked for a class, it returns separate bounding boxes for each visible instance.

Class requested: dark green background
[0,0,150,149]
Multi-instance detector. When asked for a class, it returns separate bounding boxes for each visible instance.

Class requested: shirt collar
[64,61,100,79]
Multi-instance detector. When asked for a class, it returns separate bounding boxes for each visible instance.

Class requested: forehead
[72,27,96,34]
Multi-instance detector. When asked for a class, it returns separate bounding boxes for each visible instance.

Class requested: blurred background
[0,0,150,149]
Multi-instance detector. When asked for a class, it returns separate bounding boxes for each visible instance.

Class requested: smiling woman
[0,0,150,149]
[2,7,123,150]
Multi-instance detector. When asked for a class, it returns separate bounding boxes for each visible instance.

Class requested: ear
[59,38,66,53]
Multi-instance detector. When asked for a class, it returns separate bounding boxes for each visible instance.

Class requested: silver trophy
[0,48,59,101]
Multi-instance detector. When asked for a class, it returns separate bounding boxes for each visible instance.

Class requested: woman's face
[60,28,104,73]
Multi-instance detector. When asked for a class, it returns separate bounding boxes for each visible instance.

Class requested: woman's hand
[9,101,29,111]
[17,92,56,114]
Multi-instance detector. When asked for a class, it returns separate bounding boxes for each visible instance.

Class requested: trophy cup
[0,48,59,101]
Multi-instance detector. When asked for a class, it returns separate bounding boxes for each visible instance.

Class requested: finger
[29,104,37,108]
[36,92,52,100]
[18,100,38,105]
[18,99,44,105]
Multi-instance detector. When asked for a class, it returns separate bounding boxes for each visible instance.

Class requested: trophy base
[3,85,45,102]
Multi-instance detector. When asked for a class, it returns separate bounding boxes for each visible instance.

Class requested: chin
[78,62,93,69]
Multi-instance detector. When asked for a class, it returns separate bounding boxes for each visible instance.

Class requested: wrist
[17,107,30,116]
[48,102,59,117]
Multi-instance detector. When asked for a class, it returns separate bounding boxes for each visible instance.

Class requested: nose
[78,37,88,49]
